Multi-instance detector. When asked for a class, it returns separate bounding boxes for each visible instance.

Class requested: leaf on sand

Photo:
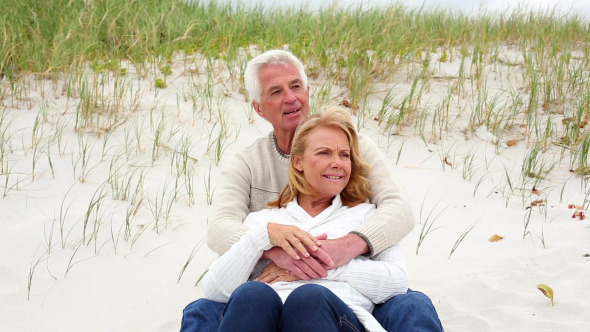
[567,204,584,209]
[506,139,518,146]
[537,284,555,306]
[489,234,503,242]
[572,211,586,220]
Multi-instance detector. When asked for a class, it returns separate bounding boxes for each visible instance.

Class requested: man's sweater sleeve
[352,135,415,256]
[207,152,252,255]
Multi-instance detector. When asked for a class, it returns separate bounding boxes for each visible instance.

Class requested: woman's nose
[330,156,343,168]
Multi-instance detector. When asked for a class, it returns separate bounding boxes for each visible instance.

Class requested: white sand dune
[1,48,589,331]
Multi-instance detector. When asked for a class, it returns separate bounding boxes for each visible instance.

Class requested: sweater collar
[271,131,290,159]
[286,194,344,224]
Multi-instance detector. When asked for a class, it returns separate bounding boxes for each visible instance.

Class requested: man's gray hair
[244,49,308,103]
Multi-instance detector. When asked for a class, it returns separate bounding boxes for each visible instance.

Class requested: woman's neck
[297,195,334,217]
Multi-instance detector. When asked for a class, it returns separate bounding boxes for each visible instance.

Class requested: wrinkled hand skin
[257,262,301,284]
[262,238,330,280]
[317,233,369,269]
[267,223,322,260]
[262,233,369,280]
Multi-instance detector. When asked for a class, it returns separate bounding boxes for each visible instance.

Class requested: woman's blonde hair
[268,107,371,208]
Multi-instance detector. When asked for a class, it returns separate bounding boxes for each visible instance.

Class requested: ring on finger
[274,272,278,278]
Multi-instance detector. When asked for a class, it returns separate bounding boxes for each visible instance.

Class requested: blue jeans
[373,289,443,331]
[180,282,443,331]
[181,281,365,332]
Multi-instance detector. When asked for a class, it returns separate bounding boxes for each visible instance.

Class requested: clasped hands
[257,223,363,283]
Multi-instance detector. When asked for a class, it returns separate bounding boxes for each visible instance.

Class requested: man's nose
[283,88,296,103]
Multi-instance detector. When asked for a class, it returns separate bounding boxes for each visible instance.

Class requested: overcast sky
[215,0,590,18]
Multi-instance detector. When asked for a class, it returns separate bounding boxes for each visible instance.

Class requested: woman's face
[293,125,351,201]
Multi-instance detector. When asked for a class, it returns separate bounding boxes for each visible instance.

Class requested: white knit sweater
[202,195,409,332]
[208,131,415,256]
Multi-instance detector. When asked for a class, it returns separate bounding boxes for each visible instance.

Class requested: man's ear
[252,101,263,117]
[293,156,303,172]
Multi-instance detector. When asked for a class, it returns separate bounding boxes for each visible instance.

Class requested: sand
[1,47,589,331]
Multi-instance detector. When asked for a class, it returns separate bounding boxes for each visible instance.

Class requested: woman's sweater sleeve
[325,245,409,304]
[201,222,272,303]
[352,135,415,256]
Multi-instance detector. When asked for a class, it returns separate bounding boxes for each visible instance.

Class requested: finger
[298,235,321,253]
[256,263,275,281]
[315,233,328,241]
[299,255,328,278]
[287,265,311,281]
[270,274,298,284]
[257,273,273,283]
[293,258,323,279]
[256,270,274,282]
[258,268,283,283]
[290,237,312,258]
[309,247,334,268]
[279,240,301,260]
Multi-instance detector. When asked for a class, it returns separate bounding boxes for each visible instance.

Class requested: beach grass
[3,3,588,199]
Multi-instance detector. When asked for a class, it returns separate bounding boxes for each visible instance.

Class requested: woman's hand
[257,262,301,284]
[267,223,321,260]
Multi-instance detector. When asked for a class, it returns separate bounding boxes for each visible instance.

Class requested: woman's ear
[293,157,303,172]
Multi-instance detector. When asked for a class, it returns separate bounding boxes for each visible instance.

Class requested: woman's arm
[201,222,272,303]
[325,245,408,303]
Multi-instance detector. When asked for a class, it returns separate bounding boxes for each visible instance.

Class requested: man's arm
[316,233,369,268]
[354,134,415,256]
[207,153,252,255]
[259,234,366,280]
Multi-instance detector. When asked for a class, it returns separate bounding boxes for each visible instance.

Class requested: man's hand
[267,223,322,260]
[317,233,370,269]
[262,234,334,280]
[257,262,301,284]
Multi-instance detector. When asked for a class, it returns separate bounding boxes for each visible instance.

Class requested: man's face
[252,63,310,135]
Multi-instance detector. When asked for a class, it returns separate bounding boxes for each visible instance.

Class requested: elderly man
[181,50,443,331]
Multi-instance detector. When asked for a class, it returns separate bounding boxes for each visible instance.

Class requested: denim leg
[373,289,443,332]
[180,298,225,332]
[218,281,283,332]
[281,284,365,332]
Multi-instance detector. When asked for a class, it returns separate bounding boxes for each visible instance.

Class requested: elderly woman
[200,108,408,332]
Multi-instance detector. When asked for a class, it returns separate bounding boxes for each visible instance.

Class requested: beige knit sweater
[207,131,414,256]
